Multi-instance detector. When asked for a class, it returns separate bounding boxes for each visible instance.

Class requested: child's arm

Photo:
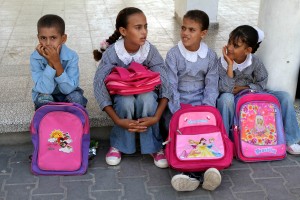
[30,49,56,94]
[218,47,236,93]
[202,50,219,106]
[165,49,181,114]
[37,44,64,76]
[248,57,268,91]
[137,97,168,128]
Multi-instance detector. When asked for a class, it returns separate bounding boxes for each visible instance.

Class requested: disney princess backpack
[30,102,90,175]
[233,89,286,162]
[165,105,234,172]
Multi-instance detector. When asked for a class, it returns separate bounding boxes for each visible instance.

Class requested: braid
[107,30,121,45]
[93,30,121,61]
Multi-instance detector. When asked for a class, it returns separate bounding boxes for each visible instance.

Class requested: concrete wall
[257,0,300,98]
[174,0,219,28]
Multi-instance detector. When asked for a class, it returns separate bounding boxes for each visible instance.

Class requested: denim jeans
[217,91,300,145]
[34,87,88,110]
[110,91,163,154]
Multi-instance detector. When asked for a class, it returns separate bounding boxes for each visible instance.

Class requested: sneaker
[287,144,300,155]
[202,168,222,191]
[171,174,200,191]
[105,147,121,166]
[151,149,168,168]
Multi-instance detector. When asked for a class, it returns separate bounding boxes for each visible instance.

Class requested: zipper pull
[177,129,183,135]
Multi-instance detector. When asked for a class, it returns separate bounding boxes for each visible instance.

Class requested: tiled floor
[0,0,261,133]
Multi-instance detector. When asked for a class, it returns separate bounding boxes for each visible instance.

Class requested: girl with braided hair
[93,7,171,168]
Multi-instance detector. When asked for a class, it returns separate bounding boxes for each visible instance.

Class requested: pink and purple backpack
[30,102,90,175]
[165,105,234,172]
[234,90,286,162]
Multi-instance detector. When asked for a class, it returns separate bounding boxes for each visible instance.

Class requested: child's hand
[233,86,249,95]
[42,45,61,68]
[117,119,147,133]
[137,116,159,128]
[36,44,45,57]
[222,45,234,67]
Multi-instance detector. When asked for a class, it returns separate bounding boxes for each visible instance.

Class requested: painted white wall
[257,0,300,99]
[174,0,219,24]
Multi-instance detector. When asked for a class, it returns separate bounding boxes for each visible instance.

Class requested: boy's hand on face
[36,44,64,76]
[42,45,61,68]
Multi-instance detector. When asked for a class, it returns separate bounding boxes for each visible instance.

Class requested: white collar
[221,54,252,71]
[114,38,150,65]
[178,40,208,62]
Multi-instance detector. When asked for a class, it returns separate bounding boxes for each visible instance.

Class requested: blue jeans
[110,91,163,154]
[217,91,300,145]
[34,87,88,110]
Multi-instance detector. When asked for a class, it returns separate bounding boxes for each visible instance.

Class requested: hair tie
[254,27,264,43]
[99,40,109,52]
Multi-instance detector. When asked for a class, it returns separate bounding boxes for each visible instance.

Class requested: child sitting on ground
[164,10,222,192]
[93,7,171,168]
[217,25,300,155]
[30,14,87,110]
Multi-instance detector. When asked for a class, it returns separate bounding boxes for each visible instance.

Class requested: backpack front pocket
[38,111,83,171]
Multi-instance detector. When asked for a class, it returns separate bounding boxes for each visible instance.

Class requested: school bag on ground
[30,102,90,175]
[233,89,286,162]
[165,105,234,172]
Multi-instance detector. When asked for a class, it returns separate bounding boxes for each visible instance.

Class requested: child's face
[37,27,67,50]
[181,18,207,51]
[226,38,251,63]
[120,13,148,52]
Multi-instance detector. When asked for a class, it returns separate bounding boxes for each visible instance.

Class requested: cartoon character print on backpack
[48,129,73,153]
[240,103,277,146]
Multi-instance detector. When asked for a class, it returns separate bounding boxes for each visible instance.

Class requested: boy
[30,14,87,110]
[164,10,221,192]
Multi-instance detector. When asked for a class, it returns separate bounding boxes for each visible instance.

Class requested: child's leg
[65,87,88,107]
[268,90,300,145]
[34,93,54,110]
[110,95,136,154]
[217,93,235,138]
[135,91,162,154]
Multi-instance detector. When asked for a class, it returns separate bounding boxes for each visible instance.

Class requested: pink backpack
[165,105,234,172]
[234,90,286,162]
[30,102,90,175]
[104,62,161,95]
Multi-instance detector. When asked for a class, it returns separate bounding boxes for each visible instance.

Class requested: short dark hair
[37,14,65,35]
[183,10,209,31]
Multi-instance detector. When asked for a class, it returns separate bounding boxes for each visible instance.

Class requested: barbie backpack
[30,102,90,175]
[165,105,234,172]
[233,89,286,162]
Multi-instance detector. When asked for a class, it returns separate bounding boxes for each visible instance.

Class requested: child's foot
[171,173,200,191]
[106,147,121,165]
[151,149,168,168]
[202,168,222,191]
[287,143,300,155]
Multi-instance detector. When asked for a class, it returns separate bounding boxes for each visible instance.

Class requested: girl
[93,7,171,168]
[164,10,222,192]
[217,25,300,155]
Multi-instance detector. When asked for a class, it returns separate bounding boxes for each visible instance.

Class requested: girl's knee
[113,95,135,117]
[136,92,157,104]
[217,93,234,107]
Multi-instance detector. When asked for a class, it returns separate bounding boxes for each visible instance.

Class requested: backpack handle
[111,67,131,79]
